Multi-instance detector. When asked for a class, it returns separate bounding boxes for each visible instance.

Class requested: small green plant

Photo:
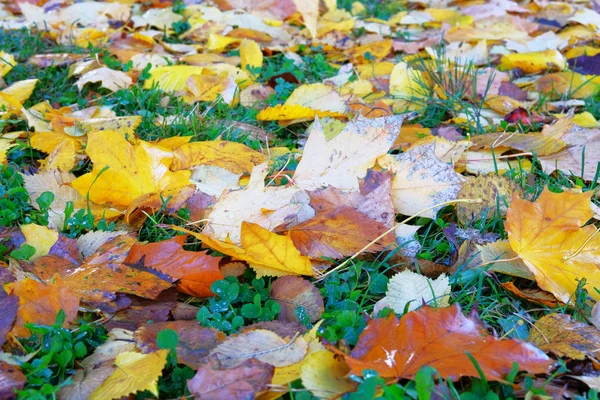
[196,276,280,334]
[17,311,107,400]
[0,166,52,229]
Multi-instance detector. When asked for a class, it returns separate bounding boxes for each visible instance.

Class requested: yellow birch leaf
[71,131,191,207]
[506,188,600,303]
[0,52,16,77]
[21,223,58,260]
[498,50,567,74]
[241,222,314,278]
[183,73,238,105]
[240,39,263,75]
[144,65,204,92]
[389,61,426,105]
[89,350,169,400]
[300,350,357,400]
[2,79,38,103]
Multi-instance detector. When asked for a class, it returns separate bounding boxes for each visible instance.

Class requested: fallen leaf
[270,276,324,323]
[0,361,26,398]
[6,276,80,337]
[390,143,464,218]
[294,115,404,191]
[21,223,58,260]
[187,357,274,400]
[71,130,191,207]
[506,188,600,302]
[210,328,308,368]
[340,304,552,380]
[75,67,133,92]
[528,313,600,360]
[171,140,266,174]
[372,270,450,315]
[300,350,357,400]
[456,174,522,224]
[241,222,314,277]
[500,282,558,307]
[203,163,313,245]
[89,350,169,400]
[125,235,223,297]
[134,321,225,369]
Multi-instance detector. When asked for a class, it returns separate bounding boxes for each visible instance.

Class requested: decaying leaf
[270,276,324,323]
[528,313,600,360]
[210,328,308,369]
[457,174,522,224]
[390,143,464,218]
[187,358,274,400]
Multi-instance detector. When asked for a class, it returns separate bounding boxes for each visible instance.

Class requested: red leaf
[125,235,224,297]
[339,304,552,381]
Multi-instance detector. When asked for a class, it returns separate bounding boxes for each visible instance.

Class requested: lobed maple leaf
[506,188,600,302]
[339,304,552,381]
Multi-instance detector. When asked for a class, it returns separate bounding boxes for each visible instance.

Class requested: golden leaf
[506,188,600,302]
[89,350,169,400]
[71,131,191,207]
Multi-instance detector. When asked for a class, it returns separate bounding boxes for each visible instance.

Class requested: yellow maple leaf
[498,50,567,74]
[71,131,191,207]
[89,350,169,400]
[506,188,600,303]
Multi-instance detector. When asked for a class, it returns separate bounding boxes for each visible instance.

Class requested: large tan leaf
[390,143,464,218]
[293,115,404,191]
[203,163,313,244]
[210,329,308,368]
[506,188,600,302]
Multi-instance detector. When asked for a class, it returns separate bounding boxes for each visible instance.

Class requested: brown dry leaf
[339,304,552,380]
[389,143,464,218]
[286,206,396,258]
[528,313,600,360]
[210,328,308,368]
[270,276,324,323]
[187,358,274,400]
[134,321,225,369]
[0,290,18,346]
[500,282,558,307]
[294,115,404,191]
[506,188,600,303]
[6,276,80,337]
[0,361,26,398]
[456,174,522,224]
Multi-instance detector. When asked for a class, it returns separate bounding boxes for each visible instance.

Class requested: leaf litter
[2,0,600,398]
